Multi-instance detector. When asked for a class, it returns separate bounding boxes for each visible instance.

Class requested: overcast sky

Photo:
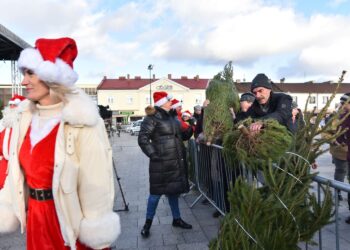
[1,0,350,84]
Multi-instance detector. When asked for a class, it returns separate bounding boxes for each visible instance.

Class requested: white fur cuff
[0,204,20,233]
[78,212,121,249]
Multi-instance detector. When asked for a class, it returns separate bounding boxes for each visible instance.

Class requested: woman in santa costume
[0,37,120,249]
[0,94,26,189]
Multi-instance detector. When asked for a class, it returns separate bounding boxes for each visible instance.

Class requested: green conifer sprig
[203,61,240,144]
[223,118,292,167]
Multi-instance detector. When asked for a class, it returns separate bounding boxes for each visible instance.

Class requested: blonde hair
[47,82,76,104]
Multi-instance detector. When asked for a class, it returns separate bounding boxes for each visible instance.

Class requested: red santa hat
[8,94,26,105]
[182,110,192,118]
[153,91,172,107]
[171,99,182,109]
[18,37,78,87]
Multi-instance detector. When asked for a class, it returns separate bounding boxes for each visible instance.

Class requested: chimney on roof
[153,74,155,79]
[119,76,126,80]
[103,76,107,80]
[280,77,285,83]
[181,76,188,80]
[127,74,130,79]
[194,75,199,80]
[168,74,172,79]
[236,79,241,83]
[135,76,141,80]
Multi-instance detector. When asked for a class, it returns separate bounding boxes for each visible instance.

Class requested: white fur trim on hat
[171,102,182,109]
[18,48,78,87]
[154,94,173,107]
[12,99,22,105]
[182,112,191,117]
[78,212,120,249]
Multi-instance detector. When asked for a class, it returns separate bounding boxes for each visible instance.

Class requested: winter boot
[141,219,152,238]
[172,218,192,229]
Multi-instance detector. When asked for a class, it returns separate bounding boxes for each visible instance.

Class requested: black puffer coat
[243,92,292,127]
[138,106,192,195]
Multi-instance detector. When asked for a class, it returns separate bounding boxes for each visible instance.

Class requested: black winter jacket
[242,92,293,127]
[138,106,192,195]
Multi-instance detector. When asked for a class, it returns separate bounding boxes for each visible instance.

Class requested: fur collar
[18,88,99,127]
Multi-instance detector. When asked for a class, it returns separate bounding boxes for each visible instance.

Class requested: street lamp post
[148,64,153,105]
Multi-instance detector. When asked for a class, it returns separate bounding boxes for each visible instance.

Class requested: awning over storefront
[0,24,31,60]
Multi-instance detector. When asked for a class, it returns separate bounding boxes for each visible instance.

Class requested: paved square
[1,132,350,250]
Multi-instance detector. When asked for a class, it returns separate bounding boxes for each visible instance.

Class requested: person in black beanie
[239,73,293,133]
[234,92,255,122]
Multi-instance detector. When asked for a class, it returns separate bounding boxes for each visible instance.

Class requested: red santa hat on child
[182,110,192,118]
[153,91,172,107]
[18,37,78,87]
[171,99,182,109]
[8,94,26,105]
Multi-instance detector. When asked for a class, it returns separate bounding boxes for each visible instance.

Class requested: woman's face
[292,108,299,116]
[21,69,51,105]
[161,100,172,111]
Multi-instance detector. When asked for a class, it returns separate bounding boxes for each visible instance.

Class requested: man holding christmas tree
[333,93,350,223]
[245,73,293,133]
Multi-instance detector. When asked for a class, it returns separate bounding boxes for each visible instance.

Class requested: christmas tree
[210,71,347,250]
[203,61,240,144]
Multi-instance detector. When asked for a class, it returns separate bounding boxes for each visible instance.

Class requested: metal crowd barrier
[187,139,350,250]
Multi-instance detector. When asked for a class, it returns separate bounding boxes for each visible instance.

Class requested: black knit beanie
[251,73,272,91]
[340,93,350,104]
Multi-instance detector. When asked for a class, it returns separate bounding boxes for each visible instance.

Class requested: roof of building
[97,76,209,90]
[98,76,350,94]
[236,82,350,94]
[0,24,31,60]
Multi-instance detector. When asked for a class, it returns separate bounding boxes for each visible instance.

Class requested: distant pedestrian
[0,94,26,189]
[287,101,305,133]
[138,91,193,238]
[332,93,350,223]
[193,105,203,138]
[234,92,255,122]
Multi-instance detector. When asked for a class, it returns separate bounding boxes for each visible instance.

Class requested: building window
[107,96,114,104]
[322,96,329,104]
[145,96,150,104]
[309,96,316,104]
[195,95,202,105]
[127,96,133,104]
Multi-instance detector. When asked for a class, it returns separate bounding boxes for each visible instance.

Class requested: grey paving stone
[150,245,177,250]
[159,215,174,225]
[149,224,174,235]
[182,231,208,244]
[202,225,220,241]
[137,234,164,248]
[115,235,138,249]
[162,232,186,245]
[177,242,209,250]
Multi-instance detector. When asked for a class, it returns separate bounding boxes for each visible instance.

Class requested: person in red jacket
[182,110,196,133]
[0,94,26,189]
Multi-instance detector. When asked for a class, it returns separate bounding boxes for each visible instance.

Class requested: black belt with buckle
[29,187,53,201]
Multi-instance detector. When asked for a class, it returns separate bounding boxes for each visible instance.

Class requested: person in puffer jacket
[138,91,193,238]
